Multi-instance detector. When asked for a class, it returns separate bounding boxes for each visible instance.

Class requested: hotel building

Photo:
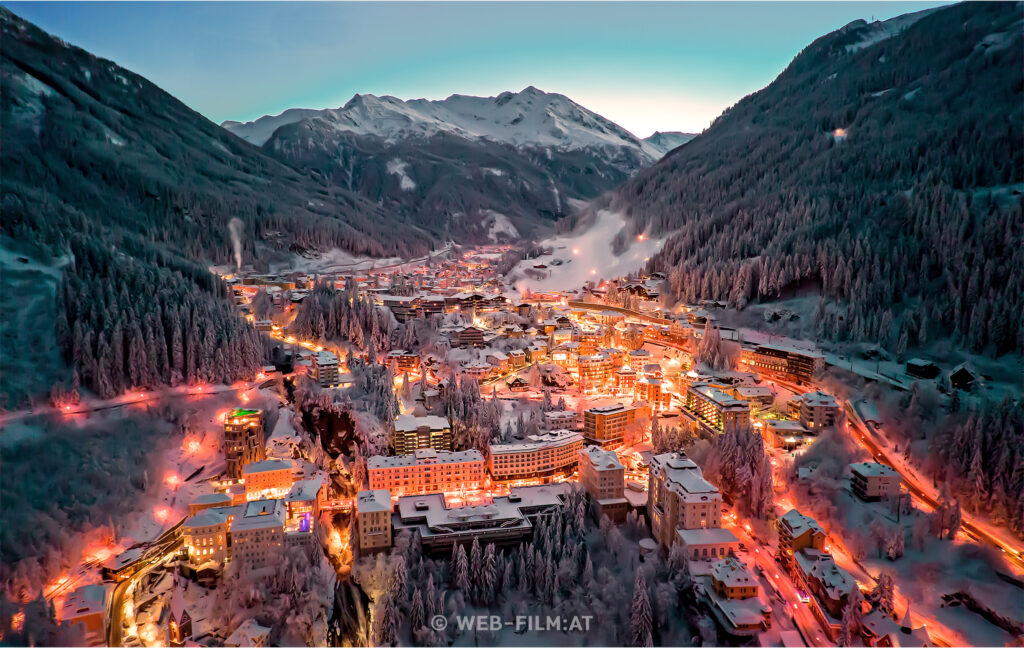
[849,462,902,501]
[230,499,286,570]
[242,459,294,501]
[312,351,340,387]
[740,344,824,386]
[648,452,738,559]
[578,446,628,522]
[356,489,394,553]
[583,402,649,449]
[393,414,453,455]
[683,382,751,435]
[367,449,485,496]
[223,408,265,479]
[792,391,841,431]
[488,429,583,483]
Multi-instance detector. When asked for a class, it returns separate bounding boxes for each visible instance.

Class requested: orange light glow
[165,474,180,488]
[186,439,201,454]
[590,269,597,275]
[154,507,170,522]
[572,248,580,256]
[637,234,645,241]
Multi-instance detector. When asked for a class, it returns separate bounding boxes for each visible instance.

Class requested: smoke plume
[228,217,244,271]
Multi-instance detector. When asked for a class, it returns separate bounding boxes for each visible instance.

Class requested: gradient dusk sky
[6,1,950,136]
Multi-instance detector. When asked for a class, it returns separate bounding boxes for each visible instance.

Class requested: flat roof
[368,449,483,469]
[356,489,393,513]
[242,458,293,475]
[231,499,286,532]
[850,461,899,478]
[676,527,740,546]
[394,413,450,432]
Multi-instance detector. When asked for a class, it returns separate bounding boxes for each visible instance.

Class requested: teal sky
[6,2,950,136]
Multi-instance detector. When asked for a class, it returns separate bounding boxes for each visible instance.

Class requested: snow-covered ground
[507,210,665,294]
[268,242,454,275]
[482,210,519,243]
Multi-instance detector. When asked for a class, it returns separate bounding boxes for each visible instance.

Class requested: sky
[5,1,950,137]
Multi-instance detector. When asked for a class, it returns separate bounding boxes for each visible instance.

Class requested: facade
[543,409,580,431]
[488,429,583,483]
[393,414,453,455]
[648,452,728,548]
[740,344,824,385]
[628,349,651,372]
[684,382,751,435]
[386,350,420,374]
[313,351,340,387]
[850,462,902,501]
[455,326,485,347]
[764,419,810,451]
[367,449,485,496]
[183,507,236,567]
[578,446,628,522]
[230,499,286,569]
[796,391,840,430]
[793,549,857,637]
[578,354,614,393]
[285,477,327,526]
[676,527,740,561]
[243,459,294,500]
[615,366,638,395]
[583,402,649,449]
[223,408,266,479]
[356,489,394,553]
[635,377,672,412]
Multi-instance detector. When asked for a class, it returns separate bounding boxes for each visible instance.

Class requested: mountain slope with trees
[579,2,1022,357]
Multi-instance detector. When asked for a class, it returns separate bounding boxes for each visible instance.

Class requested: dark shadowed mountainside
[576,2,1023,356]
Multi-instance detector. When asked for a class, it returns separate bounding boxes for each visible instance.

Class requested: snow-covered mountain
[222,87,690,242]
[643,131,697,154]
[224,86,671,162]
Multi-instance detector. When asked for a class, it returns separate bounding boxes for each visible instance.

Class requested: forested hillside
[583,2,1022,356]
[0,8,429,263]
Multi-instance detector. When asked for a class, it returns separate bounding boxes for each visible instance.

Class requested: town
[38,243,1023,648]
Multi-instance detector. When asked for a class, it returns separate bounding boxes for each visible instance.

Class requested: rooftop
[356,489,393,513]
[368,448,484,469]
[579,445,625,471]
[231,499,286,532]
[242,458,293,475]
[394,413,450,432]
[850,461,900,478]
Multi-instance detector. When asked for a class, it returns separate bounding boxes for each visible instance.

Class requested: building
[488,429,583,483]
[578,354,614,393]
[544,409,580,431]
[455,326,485,348]
[648,452,728,548]
[905,358,940,380]
[243,459,294,500]
[778,509,826,569]
[393,414,453,455]
[60,584,112,646]
[850,462,902,501]
[583,402,649,449]
[698,558,772,637]
[183,506,236,567]
[861,607,931,647]
[763,419,811,451]
[635,377,672,412]
[578,446,628,522]
[676,527,741,561]
[285,477,327,526]
[795,391,840,430]
[356,489,394,553]
[794,549,858,638]
[683,382,751,435]
[740,344,824,385]
[230,499,286,569]
[313,351,340,387]
[393,484,568,552]
[367,449,485,496]
[166,576,192,647]
[223,408,266,479]
[615,365,638,394]
[386,350,420,373]
[628,348,651,372]
[188,492,233,515]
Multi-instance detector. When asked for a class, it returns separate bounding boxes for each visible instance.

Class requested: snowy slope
[223,86,665,162]
[643,131,697,156]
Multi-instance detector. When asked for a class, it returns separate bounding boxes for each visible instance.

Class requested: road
[0,382,259,427]
[724,516,828,647]
[845,404,1024,572]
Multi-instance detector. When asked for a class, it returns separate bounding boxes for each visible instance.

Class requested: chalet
[507,377,529,393]
[949,364,976,391]
[455,326,486,348]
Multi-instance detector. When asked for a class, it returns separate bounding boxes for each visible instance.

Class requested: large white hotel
[367,448,485,496]
[487,429,583,483]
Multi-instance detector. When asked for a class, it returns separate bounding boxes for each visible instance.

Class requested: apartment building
[223,408,265,479]
[393,414,453,455]
[583,402,649,449]
[60,584,112,647]
[628,348,651,372]
[635,377,672,412]
[543,409,580,431]
[367,449,485,496]
[312,351,341,387]
[615,366,638,395]
[183,506,237,567]
[683,382,751,435]
[648,452,730,550]
[740,344,824,385]
[849,462,902,501]
[386,349,420,374]
[356,489,394,553]
[242,459,294,501]
[578,446,628,522]
[488,429,583,483]
[793,391,840,430]
[578,354,614,393]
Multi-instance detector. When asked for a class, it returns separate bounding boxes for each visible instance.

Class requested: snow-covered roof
[710,557,756,588]
[795,548,856,601]
[849,461,899,478]
[242,458,293,475]
[184,507,237,529]
[651,452,720,502]
[225,619,272,647]
[801,391,838,407]
[191,492,232,506]
[356,489,393,514]
[61,583,110,620]
[490,429,582,455]
[368,448,483,469]
[676,527,740,547]
[394,413,450,432]
[286,478,324,502]
[579,445,625,471]
[231,499,286,532]
[780,508,823,539]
